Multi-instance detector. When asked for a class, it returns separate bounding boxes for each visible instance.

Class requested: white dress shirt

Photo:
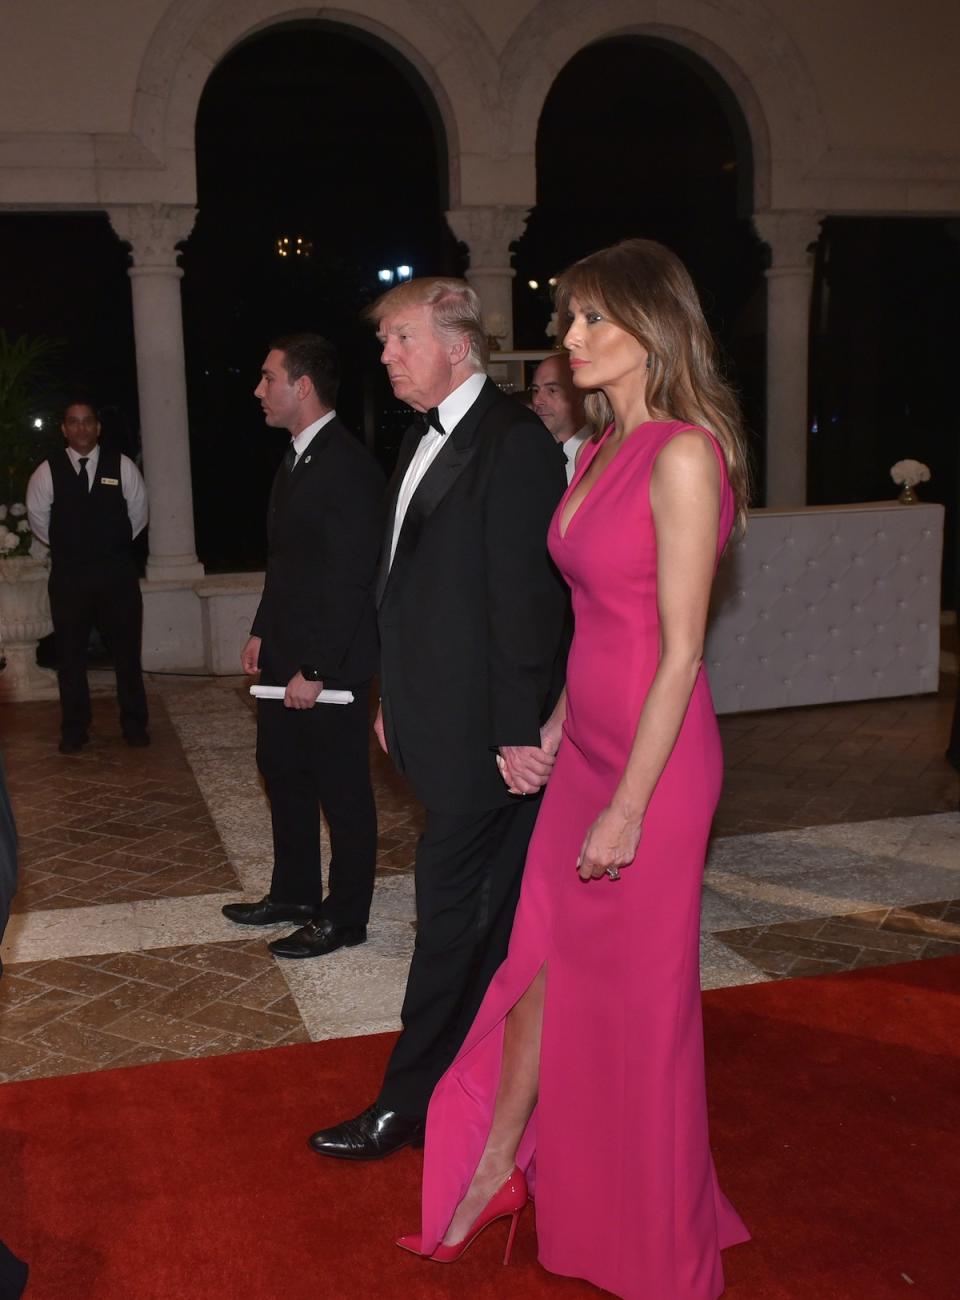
[289,410,336,465]
[562,427,591,484]
[388,372,487,567]
[26,444,149,545]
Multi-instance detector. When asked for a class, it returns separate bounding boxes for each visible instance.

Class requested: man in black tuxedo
[308,278,568,1160]
[222,335,384,959]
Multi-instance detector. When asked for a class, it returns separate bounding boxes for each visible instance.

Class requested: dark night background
[0,24,956,598]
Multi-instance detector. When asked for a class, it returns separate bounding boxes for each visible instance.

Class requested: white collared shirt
[26,444,149,545]
[289,410,336,465]
[561,427,590,483]
[388,372,486,567]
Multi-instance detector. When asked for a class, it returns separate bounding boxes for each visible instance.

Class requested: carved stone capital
[753,210,821,271]
[108,203,197,269]
[446,205,530,269]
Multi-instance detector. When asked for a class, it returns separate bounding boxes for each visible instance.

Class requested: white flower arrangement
[889,459,931,488]
[0,504,36,557]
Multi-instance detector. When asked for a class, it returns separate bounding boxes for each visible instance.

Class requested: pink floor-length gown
[418,421,750,1299]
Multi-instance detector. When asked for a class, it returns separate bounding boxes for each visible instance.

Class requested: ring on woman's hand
[605,867,621,880]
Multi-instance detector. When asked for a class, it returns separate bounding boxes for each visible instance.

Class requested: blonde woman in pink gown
[398,239,752,1299]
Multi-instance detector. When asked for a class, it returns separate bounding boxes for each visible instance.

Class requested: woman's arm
[577,431,721,880]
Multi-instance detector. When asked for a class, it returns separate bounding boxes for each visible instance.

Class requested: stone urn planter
[0,555,58,701]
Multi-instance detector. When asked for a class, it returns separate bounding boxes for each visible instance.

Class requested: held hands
[241,635,262,676]
[497,726,561,796]
[577,803,643,882]
[284,671,323,710]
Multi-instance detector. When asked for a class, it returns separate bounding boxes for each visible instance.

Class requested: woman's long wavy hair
[555,239,751,534]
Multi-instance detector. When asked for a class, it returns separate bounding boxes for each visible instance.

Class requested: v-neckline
[558,422,647,541]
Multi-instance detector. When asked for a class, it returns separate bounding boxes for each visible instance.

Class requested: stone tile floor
[0,669,957,1083]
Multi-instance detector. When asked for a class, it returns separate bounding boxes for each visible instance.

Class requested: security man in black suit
[25,400,149,753]
[222,334,385,959]
[308,278,568,1159]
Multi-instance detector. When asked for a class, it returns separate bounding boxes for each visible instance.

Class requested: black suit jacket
[378,378,568,813]
[252,416,385,689]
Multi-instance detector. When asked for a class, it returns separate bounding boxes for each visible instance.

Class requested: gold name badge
[100,477,120,486]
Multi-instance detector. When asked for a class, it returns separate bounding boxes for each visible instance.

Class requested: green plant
[0,330,62,501]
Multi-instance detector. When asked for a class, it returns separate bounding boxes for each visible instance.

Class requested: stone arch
[132,0,504,208]
[499,0,827,211]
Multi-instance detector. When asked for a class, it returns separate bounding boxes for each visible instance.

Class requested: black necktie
[425,408,445,437]
[284,443,297,473]
[78,457,90,492]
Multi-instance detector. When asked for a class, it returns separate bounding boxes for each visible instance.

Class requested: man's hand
[374,704,388,753]
[284,671,323,710]
[241,635,262,676]
[497,742,557,795]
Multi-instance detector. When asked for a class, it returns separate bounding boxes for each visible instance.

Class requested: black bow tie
[424,407,445,437]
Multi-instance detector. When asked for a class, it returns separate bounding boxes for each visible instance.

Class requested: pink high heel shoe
[397,1166,528,1264]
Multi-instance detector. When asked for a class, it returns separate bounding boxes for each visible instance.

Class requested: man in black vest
[307,278,567,1160]
[25,400,149,753]
[221,335,385,958]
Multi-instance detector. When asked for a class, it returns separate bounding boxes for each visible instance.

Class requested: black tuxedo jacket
[377,378,568,813]
[252,416,385,689]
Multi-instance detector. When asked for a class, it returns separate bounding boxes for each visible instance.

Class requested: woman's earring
[645,357,651,369]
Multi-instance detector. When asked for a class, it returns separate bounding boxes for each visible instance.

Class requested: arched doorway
[514,36,766,490]
[184,20,457,570]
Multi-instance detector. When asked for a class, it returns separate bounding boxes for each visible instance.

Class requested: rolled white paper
[249,685,354,705]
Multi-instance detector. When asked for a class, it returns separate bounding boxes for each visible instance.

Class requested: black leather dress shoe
[308,1102,424,1160]
[221,895,318,926]
[58,733,89,755]
[268,917,366,959]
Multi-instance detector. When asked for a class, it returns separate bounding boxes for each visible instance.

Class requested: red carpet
[1,956,957,1299]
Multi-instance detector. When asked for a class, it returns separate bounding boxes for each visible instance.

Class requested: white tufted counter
[705,502,944,714]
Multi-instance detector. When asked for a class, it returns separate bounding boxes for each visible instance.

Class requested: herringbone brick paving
[2,696,241,912]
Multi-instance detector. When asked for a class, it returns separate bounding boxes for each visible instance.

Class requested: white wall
[0,0,958,213]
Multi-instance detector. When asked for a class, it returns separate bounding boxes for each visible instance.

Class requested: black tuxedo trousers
[256,685,376,928]
[48,559,147,743]
[379,794,541,1117]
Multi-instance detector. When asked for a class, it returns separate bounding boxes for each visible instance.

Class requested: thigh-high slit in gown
[416,421,750,1300]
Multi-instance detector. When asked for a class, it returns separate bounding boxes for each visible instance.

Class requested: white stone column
[446,205,529,349]
[753,210,821,507]
[108,203,204,581]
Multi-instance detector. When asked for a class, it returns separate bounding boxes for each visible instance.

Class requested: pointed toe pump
[396,1166,528,1264]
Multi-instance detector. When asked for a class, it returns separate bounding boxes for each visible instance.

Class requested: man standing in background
[530,352,589,483]
[26,400,149,753]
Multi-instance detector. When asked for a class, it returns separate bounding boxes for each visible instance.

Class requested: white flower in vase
[890,458,931,504]
[889,459,931,487]
[9,502,27,518]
